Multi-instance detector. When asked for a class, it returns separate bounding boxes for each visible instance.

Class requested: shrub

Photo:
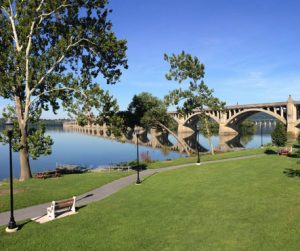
[140,151,152,163]
[271,122,287,147]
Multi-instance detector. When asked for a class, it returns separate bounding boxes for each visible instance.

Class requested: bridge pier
[287,95,298,137]
[219,112,238,136]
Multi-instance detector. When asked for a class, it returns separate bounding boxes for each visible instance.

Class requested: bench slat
[55,200,73,210]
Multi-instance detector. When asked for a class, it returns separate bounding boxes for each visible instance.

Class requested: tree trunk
[15,96,32,181]
[204,117,214,155]
[19,126,32,181]
[157,122,191,156]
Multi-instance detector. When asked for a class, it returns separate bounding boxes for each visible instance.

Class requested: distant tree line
[0,118,71,127]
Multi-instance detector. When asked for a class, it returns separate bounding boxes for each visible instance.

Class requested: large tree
[0,1,127,180]
[164,51,225,154]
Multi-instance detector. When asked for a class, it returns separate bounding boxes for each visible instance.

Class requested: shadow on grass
[131,164,147,171]
[264,149,277,155]
[283,168,300,177]
[16,219,32,231]
[142,172,158,183]
[77,193,93,202]
[286,153,299,158]
[76,205,87,211]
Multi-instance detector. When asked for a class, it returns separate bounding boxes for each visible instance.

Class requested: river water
[0,124,274,180]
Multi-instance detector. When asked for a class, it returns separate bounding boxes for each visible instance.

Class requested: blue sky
[104,0,300,109]
[1,0,300,118]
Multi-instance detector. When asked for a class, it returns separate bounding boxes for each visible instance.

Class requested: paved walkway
[0,154,264,226]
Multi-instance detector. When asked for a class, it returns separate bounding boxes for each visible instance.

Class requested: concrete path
[0,154,264,226]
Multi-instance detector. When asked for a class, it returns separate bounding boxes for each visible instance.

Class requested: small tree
[271,122,287,147]
[198,114,219,155]
[164,51,225,154]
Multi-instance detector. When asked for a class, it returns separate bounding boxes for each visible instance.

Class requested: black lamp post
[260,121,263,147]
[5,119,18,233]
[196,124,201,165]
[134,127,141,184]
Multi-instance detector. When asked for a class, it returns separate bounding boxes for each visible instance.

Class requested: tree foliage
[164,51,225,114]
[0,0,127,180]
[127,92,174,131]
[271,122,287,147]
[238,119,256,136]
[164,51,225,154]
[199,119,218,137]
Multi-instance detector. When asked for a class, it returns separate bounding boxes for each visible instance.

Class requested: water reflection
[65,122,275,154]
[0,123,275,180]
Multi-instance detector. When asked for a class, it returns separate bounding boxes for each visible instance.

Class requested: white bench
[47,196,76,219]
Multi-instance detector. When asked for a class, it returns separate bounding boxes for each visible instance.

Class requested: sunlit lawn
[148,147,268,169]
[0,172,132,212]
[2,155,300,250]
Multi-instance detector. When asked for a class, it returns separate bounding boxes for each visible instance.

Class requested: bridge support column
[287,95,298,137]
[218,112,238,135]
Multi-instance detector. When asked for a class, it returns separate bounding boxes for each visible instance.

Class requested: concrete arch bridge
[63,123,208,155]
[169,95,300,137]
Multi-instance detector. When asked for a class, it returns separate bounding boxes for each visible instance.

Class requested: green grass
[148,147,268,169]
[0,171,132,212]
[2,155,300,250]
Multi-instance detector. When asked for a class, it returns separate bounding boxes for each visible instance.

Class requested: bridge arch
[183,111,220,128]
[226,108,286,127]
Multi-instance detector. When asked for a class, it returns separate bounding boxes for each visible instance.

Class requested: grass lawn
[148,147,268,169]
[2,155,300,250]
[0,171,132,212]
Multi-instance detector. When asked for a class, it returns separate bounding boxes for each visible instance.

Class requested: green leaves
[127,92,171,130]
[27,124,54,159]
[164,51,205,84]
[0,107,53,158]
[164,51,225,115]
[271,122,287,147]
[0,0,128,114]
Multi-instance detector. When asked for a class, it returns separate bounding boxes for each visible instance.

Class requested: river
[0,124,274,180]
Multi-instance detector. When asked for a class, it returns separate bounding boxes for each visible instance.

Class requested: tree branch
[37,2,70,25]
[28,87,87,108]
[23,21,37,124]
[157,121,191,156]
[36,0,45,12]
[31,38,95,95]
[7,0,22,52]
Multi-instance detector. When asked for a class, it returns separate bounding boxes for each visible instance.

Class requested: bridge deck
[168,100,300,113]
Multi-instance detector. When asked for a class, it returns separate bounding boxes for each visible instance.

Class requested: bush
[140,151,152,163]
[271,122,287,147]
